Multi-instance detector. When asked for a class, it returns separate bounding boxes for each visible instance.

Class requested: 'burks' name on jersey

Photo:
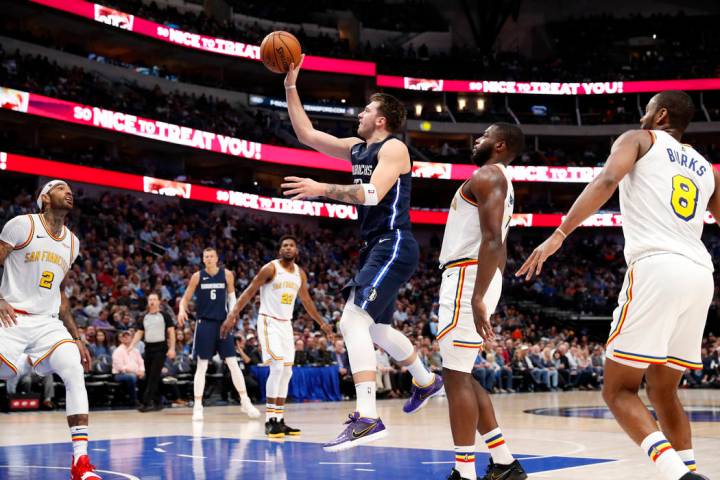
[666,148,709,176]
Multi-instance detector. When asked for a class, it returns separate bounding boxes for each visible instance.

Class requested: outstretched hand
[282,176,324,200]
[284,54,305,88]
[515,231,565,280]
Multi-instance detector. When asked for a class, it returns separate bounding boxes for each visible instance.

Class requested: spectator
[112,330,145,406]
[88,330,112,358]
[493,345,514,393]
[294,339,307,366]
[376,348,395,397]
[6,354,56,410]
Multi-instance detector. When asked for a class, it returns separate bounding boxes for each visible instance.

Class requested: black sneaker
[482,459,528,480]
[266,418,285,438]
[279,419,301,436]
[447,468,471,480]
[680,473,710,480]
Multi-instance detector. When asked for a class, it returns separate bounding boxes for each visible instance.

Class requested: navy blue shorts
[192,318,236,360]
[343,229,419,325]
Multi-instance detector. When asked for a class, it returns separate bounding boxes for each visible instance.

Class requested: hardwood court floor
[1,390,718,479]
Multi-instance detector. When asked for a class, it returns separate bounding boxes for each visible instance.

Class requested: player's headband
[36,180,69,210]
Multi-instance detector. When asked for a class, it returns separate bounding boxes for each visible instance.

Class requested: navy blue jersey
[350,136,412,241]
[195,268,227,321]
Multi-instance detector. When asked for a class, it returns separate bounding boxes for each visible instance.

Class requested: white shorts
[437,264,502,373]
[256,314,294,366]
[606,254,713,371]
[0,313,74,374]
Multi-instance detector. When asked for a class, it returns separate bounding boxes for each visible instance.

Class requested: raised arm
[177,271,200,328]
[516,129,650,279]
[284,55,361,160]
[282,138,410,204]
[467,166,509,342]
[298,268,334,338]
[219,263,275,338]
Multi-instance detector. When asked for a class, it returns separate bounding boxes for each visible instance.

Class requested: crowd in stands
[70,1,720,82]
[1,188,718,411]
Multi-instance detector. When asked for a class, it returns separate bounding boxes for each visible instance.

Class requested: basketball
[260,31,302,74]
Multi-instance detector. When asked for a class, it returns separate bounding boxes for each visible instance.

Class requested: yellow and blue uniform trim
[485,433,506,449]
[436,266,467,341]
[647,440,672,462]
[452,340,483,349]
[606,267,634,346]
[667,356,703,370]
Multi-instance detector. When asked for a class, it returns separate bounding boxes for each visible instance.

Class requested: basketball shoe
[71,455,102,480]
[266,418,285,438]
[680,474,710,480]
[279,419,301,436]
[323,411,387,452]
[481,459,527,480]
[403,374,444,414]
[239,397,260,418]
[447,468,472,480]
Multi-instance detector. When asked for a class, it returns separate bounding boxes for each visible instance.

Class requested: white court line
[177,454,206,459]
[92,448,108,452]
[157,442,174,447]
[421,461,455,464]
[231,459,271,463]
[319,462,372,465]
[355,468,376,472]
[154,448,166,453]
[0,464,140,480]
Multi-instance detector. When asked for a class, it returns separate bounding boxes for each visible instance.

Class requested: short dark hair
[279,235,298,247]
[370,93,406,133]
[492,122,525,158]
[653,90,695,131]
[203,247,217,254]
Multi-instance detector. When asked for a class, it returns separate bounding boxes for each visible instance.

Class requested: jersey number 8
[670,175,698,221]
[39,271,54,289]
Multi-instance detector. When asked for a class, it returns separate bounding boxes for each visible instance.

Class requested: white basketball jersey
[439,164,514,266]
[0,214,79,316]
[620,130,714,270]
[258,260,302,321]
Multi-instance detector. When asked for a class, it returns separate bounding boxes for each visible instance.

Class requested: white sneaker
[240,397,260,419]
[192,406,204,421]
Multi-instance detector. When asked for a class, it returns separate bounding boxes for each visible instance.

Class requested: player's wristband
[285,85,296,90]
[361,183,379,206]
[555,227,568,239]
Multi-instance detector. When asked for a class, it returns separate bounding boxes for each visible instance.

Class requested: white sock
[454,445,477,480]
[355,381,377,418]
[266,403,276,421]
[482,428,514,465]
[70,425,88,460]
[677,449,696,472]
[407,357,434,387]
[194,397,203,409]
[641,432,689,480]
[274,404,285,421]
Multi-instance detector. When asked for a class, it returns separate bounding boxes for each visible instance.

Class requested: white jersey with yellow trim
[0,214,80,316]
[620,130,714,270]
[258,260,302,321]
[439,164,514,267]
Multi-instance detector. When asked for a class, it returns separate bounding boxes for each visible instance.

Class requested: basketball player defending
[439,124,527,480]
[220,235,333,438]
[0,180,101,480]
[178,247,260,421]
[281,56,443,452]
[517,91,715,480]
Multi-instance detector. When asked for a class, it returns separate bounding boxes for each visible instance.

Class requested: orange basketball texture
[260,31,302,74]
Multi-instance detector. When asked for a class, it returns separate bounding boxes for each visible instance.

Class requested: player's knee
[283,366,293,382]
[269,360,284,375]
[0,365,18,380]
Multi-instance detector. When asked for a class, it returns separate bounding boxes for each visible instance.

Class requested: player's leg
[191,320,211,420]
[603,359,689,480]
[265,359,285,437]
[323,289,386,452]
[443,367,480,480]
[35,341,101,480]
[275,320,299,434]
[225,356,260,418]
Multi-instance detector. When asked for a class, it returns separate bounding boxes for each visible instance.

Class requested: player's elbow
[594,172,621,190]
[481,236,503,251]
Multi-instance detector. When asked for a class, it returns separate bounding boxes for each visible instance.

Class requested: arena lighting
[28,0,720,95]
[458,98,467,111]
[1,152,717,227]
[3,88,720,183]
[414,104,423,117]
[29,0,376,77]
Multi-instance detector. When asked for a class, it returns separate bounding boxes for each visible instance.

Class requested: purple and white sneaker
[403,374,444,415]
[322,411,388,452]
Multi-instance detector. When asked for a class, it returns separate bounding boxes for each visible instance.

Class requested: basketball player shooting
[516,91,717,480]
[220,235,332,438]
[438,123,527,480]
[177,247,260,421]
[0,180,101,480]
[281,56,443,452]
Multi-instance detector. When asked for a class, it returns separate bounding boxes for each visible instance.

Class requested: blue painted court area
[0,435,615,479]
[526,405,720,422]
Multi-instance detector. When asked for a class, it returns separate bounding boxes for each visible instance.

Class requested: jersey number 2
[39,271,54,289]
[670,175,698,221]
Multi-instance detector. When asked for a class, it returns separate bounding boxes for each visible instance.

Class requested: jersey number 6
[670,175,698,221]
[39,270,55,289]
